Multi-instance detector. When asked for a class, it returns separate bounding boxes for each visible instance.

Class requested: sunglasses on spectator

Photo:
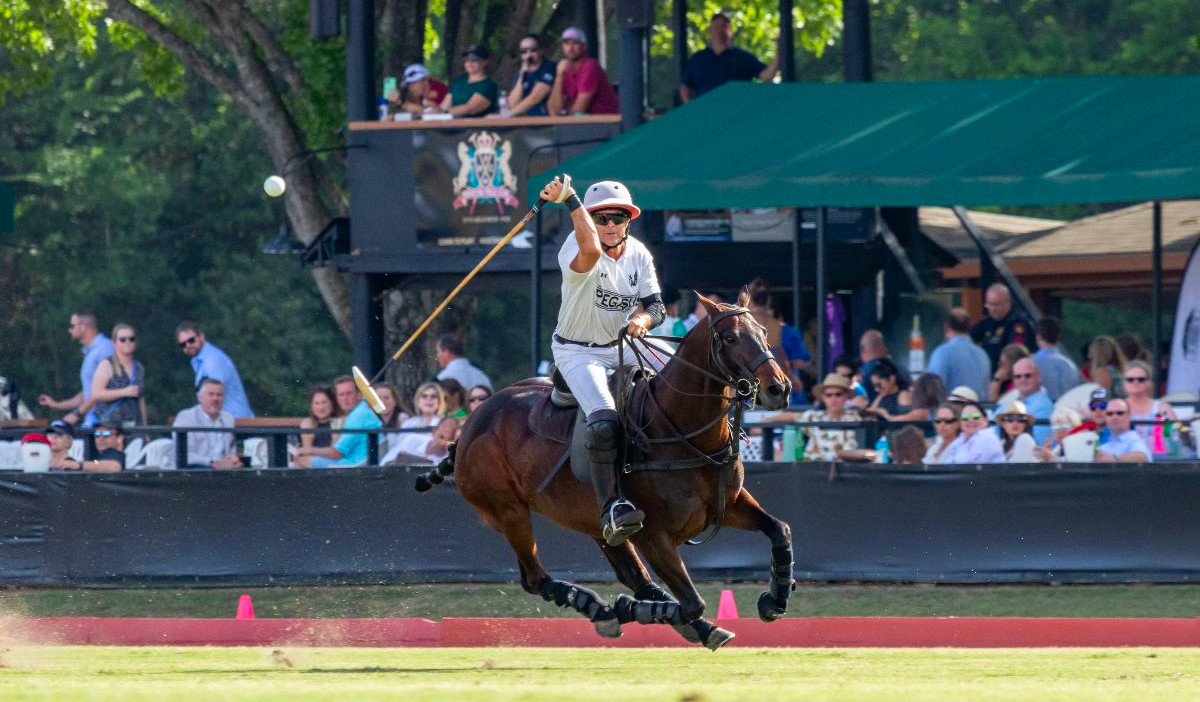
[117,336,136,343]
[933,418,959,425]
[999,415,1026,423]
[591,212,629,226]
[1105,410,1128,417]
[179,336,198,348]
[1124,376,1148,383]
[95,430,115,438]
[1089,401,1108,410]
[1011,373,1034,380]
[961,413,984,421]
[823,391,845,399]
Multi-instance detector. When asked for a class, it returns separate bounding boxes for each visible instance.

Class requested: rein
[617,306,775,545]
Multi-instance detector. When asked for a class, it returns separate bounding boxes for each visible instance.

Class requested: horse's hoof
[593,610,623,639]
[702,626,735,651]
[757,591,786,622]
[671,622,703,645]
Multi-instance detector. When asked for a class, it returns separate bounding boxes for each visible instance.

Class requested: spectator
[1034,407,1084,462]
[548,27,619,115]
[679,12,780,103]
[988,343,1031,402]
[1096,398,1152,463]
[747,278,812,405]
[436,334,492,391]
[299,385,341,451]
[1031,316,1081,401]
[832,354,867,401]
[467,384,493,413]
[923,403,961,464]
[1086,335,1127,398]
[681,291,721,332]
[798,374,869,461]
[441,45,499,117]
[173,378,240,469]
[1116,333,1151,364]
[38,310,114,427]
[46,420,81,470]
[332,375,361,417]
[926,307,990,401]
[1122,359,1177,447]
[1070,389,1112,444]
[970,283,1032,372]
[996,400,1037,462]
[88,323,146,427]
[507,35,556,117]
[374,382,408,430]
[396,63,448,116]
[873,373,945,431]
[659,288,686,340]
[87,421,127,472]
[861,358,911,418]
[440,379,468,418]
[176,321,254,419]
[294,382,383,468]
[857,330,907,404]
[946,385,980,410]
[945,401,1005,464]
[1011,358,1053,445]
[382,416,460,466]
[397,381,445,458]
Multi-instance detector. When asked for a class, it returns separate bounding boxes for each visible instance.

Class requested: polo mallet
[352,175,572,413]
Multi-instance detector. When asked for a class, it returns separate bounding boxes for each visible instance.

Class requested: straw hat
[996,400,1033,425]
[948,386,980,404]
[813,373,852,398]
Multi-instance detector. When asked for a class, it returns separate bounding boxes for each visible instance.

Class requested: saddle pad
[528,391,579,445]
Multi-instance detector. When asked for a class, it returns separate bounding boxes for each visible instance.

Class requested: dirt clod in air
[482,659,497,669]
[270,649,294,668]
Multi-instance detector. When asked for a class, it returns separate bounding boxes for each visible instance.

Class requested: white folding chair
[0,441,23,470]
[140,439,176,470]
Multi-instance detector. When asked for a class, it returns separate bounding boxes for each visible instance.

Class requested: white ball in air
[263,175,287,198]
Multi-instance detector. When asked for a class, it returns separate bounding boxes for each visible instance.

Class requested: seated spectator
[679,12,779,104]
[996,400,1037,462]
[856,329,905,404]
[173,378,240,469]
[1034,408,1083,462]
[437,334,492,392]
[798,374,870,462]
[403,382,446,431]
[441,45,499,117]
[831,354,866,400]
[947,385,979,410]
[332,374,361,417]
[1086,335,1127,397]
[507,34,556,117]
[927,308,990,402]
[1122,359,1177,448]
[294,382,383,468]
[988,343,1031,402]
[1070,389,1112,444]
[548,27,619,115]
[440,379,468,418]
[300,385,341,451]
[872,372,945,432]
[861,358,911,419]
[88,323,147,427]
[396,63,448,116]
[87,421,127,472]
[467,385,493,414]
[1096,399,1152,463]
[373,383,409,453]
[46,420,81,470]
[1010,358,1053,445]
[382,416,460,466]
[1031,316,1081,401]
[923,403,961,464]
[945,402,1005,464]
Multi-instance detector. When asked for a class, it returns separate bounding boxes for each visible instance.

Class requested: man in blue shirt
[1031,316,1081,401]
[294,383,383,468]
[679,13,779,103]
[1096,399,1152,463]
[1012,358,1053,445]
[176,321,254,418]
[927,308,991,401]
[38,311,114,428]
[507,34,557,117]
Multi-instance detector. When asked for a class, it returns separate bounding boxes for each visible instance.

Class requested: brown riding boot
[585,410,644,546]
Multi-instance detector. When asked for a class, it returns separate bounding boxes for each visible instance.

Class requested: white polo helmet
[583,180,641,220]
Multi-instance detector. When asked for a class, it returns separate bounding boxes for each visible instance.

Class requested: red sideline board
[8,617,1200,648]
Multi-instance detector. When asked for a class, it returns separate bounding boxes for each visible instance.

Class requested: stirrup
[602,499,645,547]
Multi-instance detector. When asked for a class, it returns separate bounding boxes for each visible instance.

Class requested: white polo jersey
[555,232,661,346]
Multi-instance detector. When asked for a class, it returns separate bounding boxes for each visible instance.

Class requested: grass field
[3,582,1200,619]
[0,646,1196,701]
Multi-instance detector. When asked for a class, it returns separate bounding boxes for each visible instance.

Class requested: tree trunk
[384,286,476,410]
[494,0,539,90]
[379,0,427,80]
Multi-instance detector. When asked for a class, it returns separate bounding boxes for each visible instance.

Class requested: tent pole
[792,209,802,340]
[816,206,827,375]
[673,0,687,105]
[1152,200,1163,395]
[953,205,1042,324]
[779,0,795,82]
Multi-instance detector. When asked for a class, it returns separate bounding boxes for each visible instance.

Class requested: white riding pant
[551,339,674,417]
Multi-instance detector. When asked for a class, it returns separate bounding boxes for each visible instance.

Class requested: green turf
[3,583,1200,619]
[0,646,1197,701]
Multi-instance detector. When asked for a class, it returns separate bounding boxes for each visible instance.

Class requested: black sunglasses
[469,395,489,402]
[179,335,197,348]
[117,336,136,343]
[1125,376,1148,383]
[591,212,629,226]
[933,418,959,425]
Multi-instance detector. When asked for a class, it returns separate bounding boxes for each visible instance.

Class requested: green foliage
[0,0,102,100]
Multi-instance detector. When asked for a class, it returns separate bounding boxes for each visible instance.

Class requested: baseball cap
[402,63,430,85]
[20,433,50,445]
[48,420,75,438]
[461,44,490,60]
[1089,388,1108,408]
[947,386,980,404]
[561,27,587,44]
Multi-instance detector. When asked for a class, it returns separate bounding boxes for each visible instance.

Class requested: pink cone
[716,588,739,620]
[235,594,255,620]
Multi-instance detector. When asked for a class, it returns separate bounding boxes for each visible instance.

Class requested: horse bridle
[705,306,776,398]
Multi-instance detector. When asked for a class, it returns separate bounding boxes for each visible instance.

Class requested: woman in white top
[996,400,1037,463]
[401,382,445,431]
[946,402,1006,464]
[539,176,669,547]
[923,403,961,464]
[1033,407,1083,462]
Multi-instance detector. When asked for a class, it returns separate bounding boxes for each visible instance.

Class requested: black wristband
[566,193,583,212]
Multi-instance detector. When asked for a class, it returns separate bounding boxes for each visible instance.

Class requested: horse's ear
[736,286,751,308]
[695,290,721,317]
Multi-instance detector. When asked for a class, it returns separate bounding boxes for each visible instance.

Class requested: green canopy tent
[536,74,1200,372]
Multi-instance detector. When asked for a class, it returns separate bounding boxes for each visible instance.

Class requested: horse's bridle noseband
[706,306,775,399]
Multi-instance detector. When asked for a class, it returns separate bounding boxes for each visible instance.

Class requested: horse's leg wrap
[539,578,615,624]
[634,583,674,603]
[613,593,687,626]
[414,441,456,492]
[758,544,794,622]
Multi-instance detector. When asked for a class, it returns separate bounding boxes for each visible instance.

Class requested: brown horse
[416,290,795,649]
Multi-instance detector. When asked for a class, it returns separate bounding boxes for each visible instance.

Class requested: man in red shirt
[548,27,619,115]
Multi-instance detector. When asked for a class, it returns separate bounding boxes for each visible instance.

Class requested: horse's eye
[723,333,737,343]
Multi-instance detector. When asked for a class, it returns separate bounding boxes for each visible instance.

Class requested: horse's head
[697,288,792,410]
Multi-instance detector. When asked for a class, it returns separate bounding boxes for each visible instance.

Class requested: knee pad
[585,410,621,456]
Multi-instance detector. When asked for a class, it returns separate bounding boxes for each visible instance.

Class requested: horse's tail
[414,440,457,492]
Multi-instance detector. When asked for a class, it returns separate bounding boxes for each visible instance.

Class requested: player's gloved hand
[540,174,574,204]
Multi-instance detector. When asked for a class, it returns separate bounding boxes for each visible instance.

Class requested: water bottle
[908,314,925,374]
[499,90,511,118]
[781,426,797,462]
[795,430,806,461]
[377,97,389,121]
[874,435,890,464]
